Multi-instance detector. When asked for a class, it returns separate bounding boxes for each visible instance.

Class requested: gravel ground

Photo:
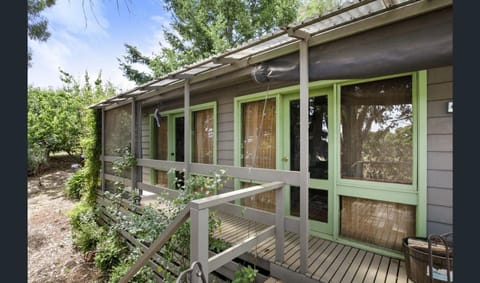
[28,157,103,283]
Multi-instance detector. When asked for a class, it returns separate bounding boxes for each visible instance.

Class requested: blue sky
[28,0,172,91]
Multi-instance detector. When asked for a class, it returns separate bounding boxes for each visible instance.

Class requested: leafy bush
[69,203,104,252]
[28,143,48,175]
[108,248,156,283]
[232,266,258,283]
[65,169,87,200]
[81,109,102,206]
[94,230,127,271]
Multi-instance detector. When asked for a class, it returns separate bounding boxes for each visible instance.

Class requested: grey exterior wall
[426,65,453,235]
[136,66,454,235]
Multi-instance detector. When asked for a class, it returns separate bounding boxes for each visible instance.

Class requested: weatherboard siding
[135,66,453,236]
[426,65,453,235]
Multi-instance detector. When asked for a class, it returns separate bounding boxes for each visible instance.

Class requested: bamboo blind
[193,109,214,164]
[155,117,169,187]
[340,196,415,251]
[241,98,276,212]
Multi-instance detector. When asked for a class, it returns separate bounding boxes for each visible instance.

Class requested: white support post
[136,103,143,193]
[299,38,310,274]
[190,207,209,283]
[101,108,105,192]
[184,79,191,178]
[275,186,285,263]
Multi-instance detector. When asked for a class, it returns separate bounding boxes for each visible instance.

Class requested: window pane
[156,171,168,187]
[241,98,276,212]
[104,104,131,156]
[155,117,168,160]
[290,96,328,179]
[193,109,214,164]
[241,98,276,168]
[240,181,275,213]
[341,76,413,184]
[175,117,184,162]
[290,187,328,223]
[340,196,416,251]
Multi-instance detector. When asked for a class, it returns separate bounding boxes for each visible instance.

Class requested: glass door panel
[174,116,185,188]
[285,90,332,234]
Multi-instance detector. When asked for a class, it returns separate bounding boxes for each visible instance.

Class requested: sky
[27,0,172,92]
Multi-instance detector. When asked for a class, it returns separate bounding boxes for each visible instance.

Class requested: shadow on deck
[214,211,413,283]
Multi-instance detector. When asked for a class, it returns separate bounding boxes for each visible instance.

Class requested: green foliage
[27,143,48,175]
[81,109,103,205]
[28,0,56,41]
[297,0,341,21]
[28,86,83,156]
[104,170,229,281]
[233,266,258,283]
[108,248,156,283]
[69,203,104,252]
[94,230,127,272]
[27,71,113,164]
[28,0,56,66]
[112,145,137,176]
[65,169,87,200]
[119,0,299,84]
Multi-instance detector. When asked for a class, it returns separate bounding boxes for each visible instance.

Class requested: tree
[27,70,114,173]
[297,0,342,21]
[28,0,56,67]
[118,0,300,84]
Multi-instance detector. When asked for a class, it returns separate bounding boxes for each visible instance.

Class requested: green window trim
[232,70,428,255]
[149,102,218,187]
[332,71,427,239]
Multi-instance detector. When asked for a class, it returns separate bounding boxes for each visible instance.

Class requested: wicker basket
[403,236,453,283]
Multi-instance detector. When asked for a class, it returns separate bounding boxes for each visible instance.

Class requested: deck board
[363,254,382,283]
[329,247,360,282]
[385,258,400,283]
[320,245,352,282]
[340,249,367,283]
[374,256,390,283]
[311,244,344,280]
[214,211,408,283]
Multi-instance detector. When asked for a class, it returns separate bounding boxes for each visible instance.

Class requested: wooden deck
[214,211,413,283]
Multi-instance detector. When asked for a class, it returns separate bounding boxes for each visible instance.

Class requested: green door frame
[282,87,334,236]
[233,71,427,257]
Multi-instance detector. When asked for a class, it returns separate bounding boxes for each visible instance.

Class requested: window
[340,76,413,184]
[151,116,168,187]
[149,102,217,188]
[239,97,277,212]
[193,108,214,164]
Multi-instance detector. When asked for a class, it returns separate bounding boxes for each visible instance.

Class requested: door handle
[281,156,289,162]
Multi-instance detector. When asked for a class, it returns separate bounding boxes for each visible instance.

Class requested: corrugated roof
[89,0,435,109]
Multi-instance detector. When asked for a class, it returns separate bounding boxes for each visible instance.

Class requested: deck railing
[118,180,286,283]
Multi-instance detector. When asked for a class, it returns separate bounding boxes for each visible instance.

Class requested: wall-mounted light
[447,101,453,113]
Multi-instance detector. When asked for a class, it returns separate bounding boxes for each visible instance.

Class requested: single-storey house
[91,0,453,282]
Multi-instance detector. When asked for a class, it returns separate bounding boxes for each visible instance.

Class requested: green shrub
[72,220,104,253]
[108,249,156,283]
[69,202,94,230]
[65,169,87,200]
[69,202,104,252]
[27,144,47,175]
[94,230,127,271]
[233,266,258,283]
